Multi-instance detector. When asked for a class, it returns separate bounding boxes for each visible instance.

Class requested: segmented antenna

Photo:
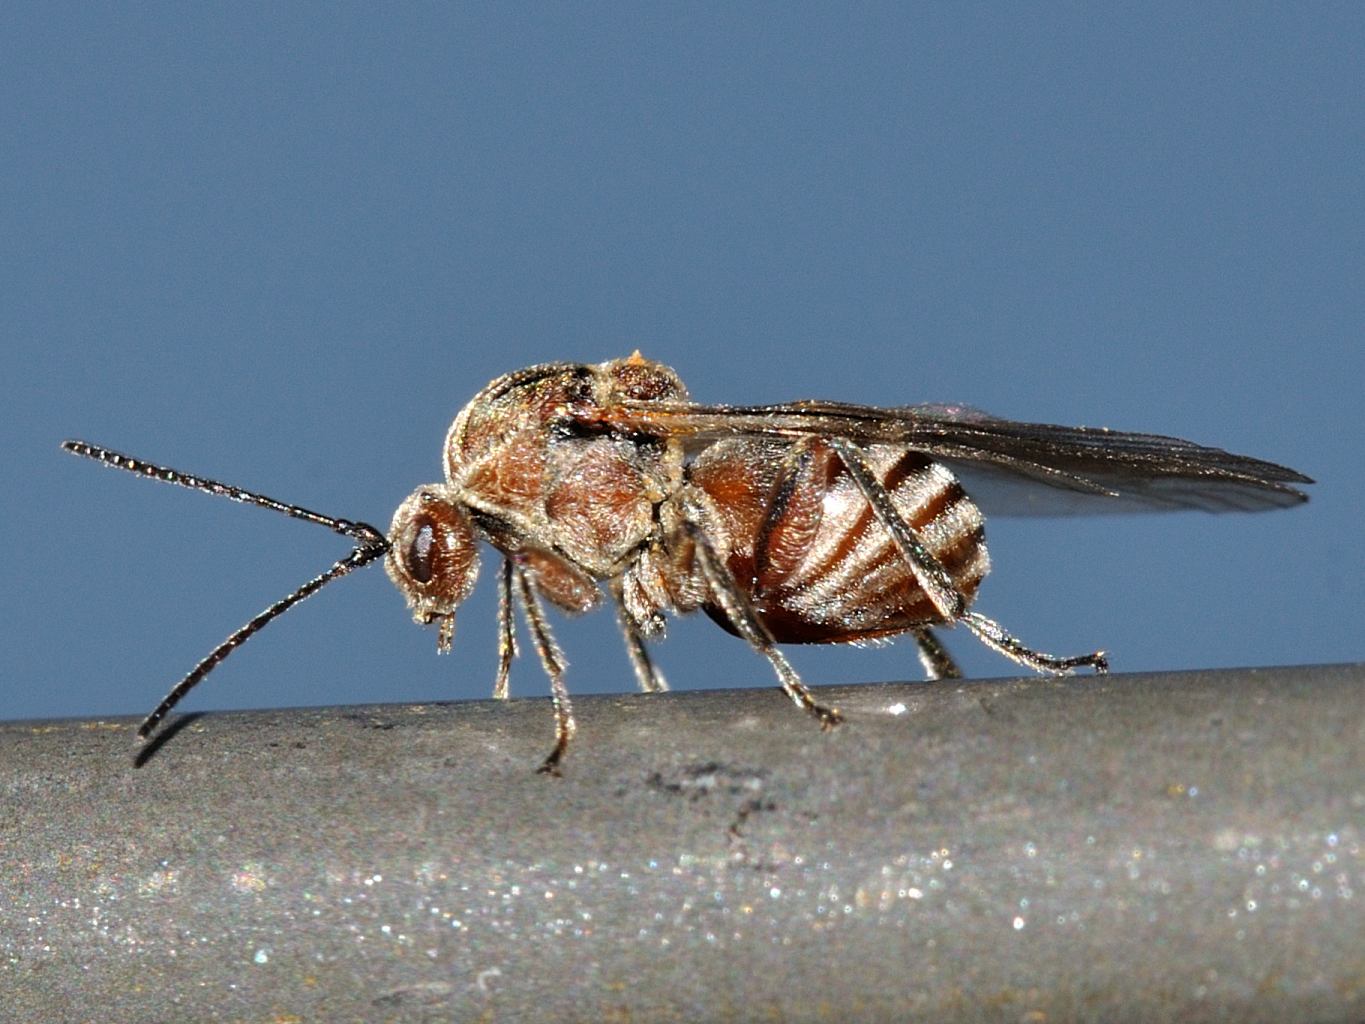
[62,440,390,741]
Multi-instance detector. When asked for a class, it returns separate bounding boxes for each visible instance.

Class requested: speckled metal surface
[3,664,1362,1022]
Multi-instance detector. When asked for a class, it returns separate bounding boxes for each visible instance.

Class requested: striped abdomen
[689,438,989,643]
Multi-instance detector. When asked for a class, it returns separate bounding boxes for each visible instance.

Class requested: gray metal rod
[3,663,1363,1022]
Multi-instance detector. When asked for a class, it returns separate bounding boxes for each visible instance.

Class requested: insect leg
[912,627,962,681]
[493,558,518,700]
[827,437,965,620]
[681,512,843,728]
[610,578,669,693]
[511,564,576,774]
[961,611,1108,674]
[829,438,1106,677]
[749,438,816,602]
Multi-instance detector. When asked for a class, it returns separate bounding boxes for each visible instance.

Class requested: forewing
[594,399,1311,516]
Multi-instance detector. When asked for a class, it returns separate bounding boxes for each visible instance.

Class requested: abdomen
[689,438,990,643]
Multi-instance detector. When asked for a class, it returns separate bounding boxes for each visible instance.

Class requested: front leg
[493,558,518,700]
[509,564,577,774]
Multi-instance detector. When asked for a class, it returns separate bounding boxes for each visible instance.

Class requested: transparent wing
[589,399,1311,516]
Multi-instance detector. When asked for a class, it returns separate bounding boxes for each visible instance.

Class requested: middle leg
[610,577,669,693]
[681,506,842,728]
[912,627,962,681]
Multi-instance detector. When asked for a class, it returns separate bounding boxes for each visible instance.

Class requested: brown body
[373,353,1311,769]
[65,353,1310,772]
[393,357,988,657]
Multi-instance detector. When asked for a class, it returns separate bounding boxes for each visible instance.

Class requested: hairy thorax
[443,357,689,582]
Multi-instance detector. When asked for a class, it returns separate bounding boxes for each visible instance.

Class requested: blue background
[6,5,1362,724]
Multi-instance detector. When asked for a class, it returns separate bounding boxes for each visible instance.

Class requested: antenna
[62,440,390,741]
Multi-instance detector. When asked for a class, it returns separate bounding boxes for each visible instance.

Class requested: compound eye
[385,492,481,616]
[405,519,436,584]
